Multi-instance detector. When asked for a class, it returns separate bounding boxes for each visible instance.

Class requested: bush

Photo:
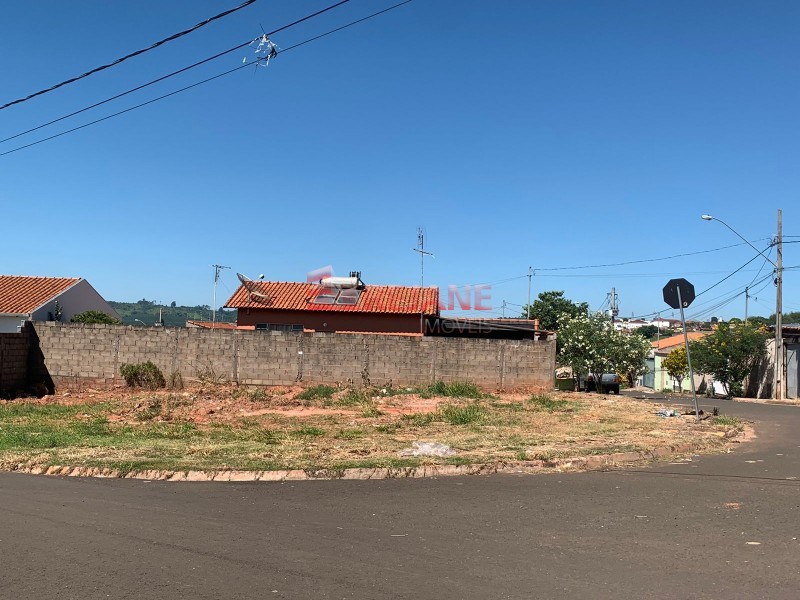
[427,380,483,399]
[120,361,166,389]
[168,371,184,390]
[295,385,336,401]
[70,310,122,325]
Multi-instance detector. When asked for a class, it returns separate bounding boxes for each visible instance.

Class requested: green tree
[614,333,651,387]
[690,321,768,398]
[746,315,770,327]
[635,324,660,339]
[662,346,688,391]
[522,290,588,331]
[70,310,123,325]
[558,312,614,385]
[558,312,648,391]
[779,311,800,324]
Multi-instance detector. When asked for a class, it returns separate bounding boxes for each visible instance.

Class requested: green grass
[712,416,742,427]
[0,403,82,419]
[427,380,484,399]
[439,402,485,425]
[360,404,384,418]
[528,394,574,413]
[248,388,268,402]
[295,385,336,402]
[334,428,365,440]
[374,422,402,433]
[401,412,436,427]
[492,401,525,412]
[292,426,326,437]
[328,389,370,407]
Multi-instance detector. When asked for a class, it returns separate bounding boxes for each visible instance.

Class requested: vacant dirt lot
[0,381,744,475]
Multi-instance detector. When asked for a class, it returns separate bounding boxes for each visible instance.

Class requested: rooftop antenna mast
[412,227,434,287]
[212,264,230,326]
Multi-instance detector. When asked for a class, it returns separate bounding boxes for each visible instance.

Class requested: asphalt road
[1,397,798,600]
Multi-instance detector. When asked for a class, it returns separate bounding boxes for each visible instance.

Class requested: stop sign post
[662,278,701,421]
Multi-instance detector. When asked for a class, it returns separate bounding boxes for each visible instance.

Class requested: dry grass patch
[0,386,744,474]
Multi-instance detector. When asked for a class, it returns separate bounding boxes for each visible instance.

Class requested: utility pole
[212,264,230,327]
[775,209,783,400]
[744,286,749,323]
[412,228,434,288]
[609,287,619,324]
[527,267,533,319]
[502,300,507,318]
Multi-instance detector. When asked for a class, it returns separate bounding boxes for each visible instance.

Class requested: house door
[787,344,799,399]
[643,358,655,389]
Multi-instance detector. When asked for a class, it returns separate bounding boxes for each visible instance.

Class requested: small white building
[614,318,649,332]
[650,317,681,329]
[0,275,120,333]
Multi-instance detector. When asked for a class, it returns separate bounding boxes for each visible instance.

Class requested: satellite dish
[237,272,272,304]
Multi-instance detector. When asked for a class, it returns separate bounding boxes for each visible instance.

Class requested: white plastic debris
[399,441,456,457]
[656,408,680,417]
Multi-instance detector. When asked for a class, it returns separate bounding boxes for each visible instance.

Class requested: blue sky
[1,1,798,321]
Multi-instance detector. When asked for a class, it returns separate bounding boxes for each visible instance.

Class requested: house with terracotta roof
[642,332,710,391]
[226,276,440,335]
[0,275,120,333]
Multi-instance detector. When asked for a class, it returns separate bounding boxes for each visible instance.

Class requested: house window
[256,323,304,332]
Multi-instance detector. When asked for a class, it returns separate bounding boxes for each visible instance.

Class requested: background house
[226,279,439,335]
[643,332,709,391]
[0,275,120,333]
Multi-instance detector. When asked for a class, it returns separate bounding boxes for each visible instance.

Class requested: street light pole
[775,209,783,400]
[701,211,784,400]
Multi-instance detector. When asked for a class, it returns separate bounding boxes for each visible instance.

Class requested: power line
[0,0,412,158]
[534,269,770,279]
[277,0,413,52]
[534,240,772,271]
[624,246,773,321]
[0,0,354,145]
[695,251,765,298]
[0,0,261,111]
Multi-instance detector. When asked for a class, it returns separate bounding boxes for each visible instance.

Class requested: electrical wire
[0,0,413,158]
[0,0,262,111]
[0,0,354,145]
[534,240,772,271]
[624,246,774,321]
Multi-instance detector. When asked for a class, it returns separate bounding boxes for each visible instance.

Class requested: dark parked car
[585,373,621,394]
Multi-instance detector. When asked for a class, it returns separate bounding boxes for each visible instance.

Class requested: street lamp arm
[701,215,777,269]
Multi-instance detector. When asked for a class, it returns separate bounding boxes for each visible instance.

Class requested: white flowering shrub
[558,312,650,388]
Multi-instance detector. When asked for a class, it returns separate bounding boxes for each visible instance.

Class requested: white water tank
[319,276,359,289]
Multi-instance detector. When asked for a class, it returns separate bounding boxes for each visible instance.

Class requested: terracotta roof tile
[0,275,80,315]
[225,281,439,315]
[651,331,709,351]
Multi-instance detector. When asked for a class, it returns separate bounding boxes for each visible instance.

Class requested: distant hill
[108,299,237,328]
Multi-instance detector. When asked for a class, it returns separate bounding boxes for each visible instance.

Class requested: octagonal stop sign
[663,278,695,310]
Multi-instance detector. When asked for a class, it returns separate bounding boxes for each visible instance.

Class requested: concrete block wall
[0,330,29,394]
[27,322,556,391]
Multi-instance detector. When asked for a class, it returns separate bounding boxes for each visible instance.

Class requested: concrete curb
[3,434,740,482]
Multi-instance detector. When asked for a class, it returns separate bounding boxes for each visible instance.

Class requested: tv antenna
[237,272,271,305]
[211,265,230,326]
[412,227,434,287]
